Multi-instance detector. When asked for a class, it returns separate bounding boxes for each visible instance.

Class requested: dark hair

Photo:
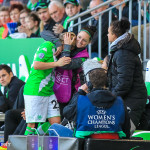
[89,68,107,88]
[80,25,96,40]
[9,4,24,12]
[0,64,12,74]
[20,8,31,15]
[0,6,9,12]
[110,18,130,37]
[27,12,40,26]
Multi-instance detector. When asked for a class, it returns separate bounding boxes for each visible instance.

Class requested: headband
[80,29,92,40]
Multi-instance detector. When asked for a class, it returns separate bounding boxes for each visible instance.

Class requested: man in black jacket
[0,64,25,112]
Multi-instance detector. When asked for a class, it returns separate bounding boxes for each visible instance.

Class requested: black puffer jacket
[108,33,147,127]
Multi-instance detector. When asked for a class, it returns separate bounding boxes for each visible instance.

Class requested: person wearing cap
[53,0,79,34]
[63,59,131,139]
[35,2,64,56]
[27,0,43,11]
[52,0,90,35]
[35,2,55,32]
[40,1,68,53]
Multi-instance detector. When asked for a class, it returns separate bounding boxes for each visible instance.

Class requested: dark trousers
[13,119,26,135]
[4,109,24,142]
[58,102,68,121]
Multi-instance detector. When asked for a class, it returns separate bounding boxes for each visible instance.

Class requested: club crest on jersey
[39,53,45,59]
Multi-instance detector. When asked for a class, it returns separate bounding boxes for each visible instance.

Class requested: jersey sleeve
[34,42,55,62]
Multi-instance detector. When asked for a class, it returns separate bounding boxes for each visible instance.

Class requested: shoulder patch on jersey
[39,53,45,59]
[42,48,47,52]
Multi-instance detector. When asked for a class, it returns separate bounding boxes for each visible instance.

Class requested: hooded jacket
[63,88,131,139]
[108,33,147,127]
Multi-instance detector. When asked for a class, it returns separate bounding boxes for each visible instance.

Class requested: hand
[141,9,144,16]
[21,110,26,120]
[54,46,63,56]
[57,56,71,67]
[18,26,25,33]
[80,83,89,93]
[64,32,76,45]
[53,24,64,34]
[18,26,32,37]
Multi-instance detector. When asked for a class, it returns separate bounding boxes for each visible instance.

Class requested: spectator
[52,0,80,34]
[108,0,125,19]
[9,3,24,23]
[89,0,116,59]
[25,12,40,37]
[11,8,31,38]
[2,0,28,7]
[35,2,55,32]
[18,12,41,38]
[107,19,147,129]
[122,0,142,26]
[109,0,144,27]
[62,59,131,139]
[0,6,11,39]
[80,0,90,10]
[19,8,31,27]
[39,1,67,54]
[64,0,79,18]
[27,0,40,11]
[7,3,24,35]
[23,37,71,135]
[53,0,90,35]
[48,0,66,31]
[0,64,25,113]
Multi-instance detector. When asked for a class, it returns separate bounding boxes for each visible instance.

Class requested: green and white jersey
[24,41,56,96]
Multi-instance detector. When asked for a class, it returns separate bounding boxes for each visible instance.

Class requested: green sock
[36,122,51,135]
[24,126,35,135]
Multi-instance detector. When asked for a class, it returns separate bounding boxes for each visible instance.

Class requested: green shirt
[0,27,4,39]
[27,0,41,11]
[24,41,56,96]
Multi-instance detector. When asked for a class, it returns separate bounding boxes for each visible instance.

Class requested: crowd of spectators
[0,0,149,148]
[0,0,148,57]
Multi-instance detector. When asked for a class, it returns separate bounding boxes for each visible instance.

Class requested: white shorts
[24,94,60,123]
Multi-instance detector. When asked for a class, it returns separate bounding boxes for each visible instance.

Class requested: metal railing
[67,0,150,70]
